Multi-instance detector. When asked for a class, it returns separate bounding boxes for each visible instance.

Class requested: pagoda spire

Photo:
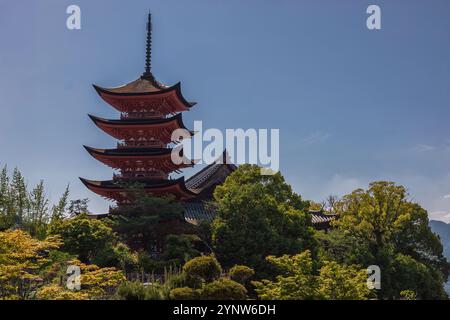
[142,12,154,81]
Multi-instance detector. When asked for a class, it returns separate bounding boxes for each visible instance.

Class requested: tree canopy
[211,165,315,274]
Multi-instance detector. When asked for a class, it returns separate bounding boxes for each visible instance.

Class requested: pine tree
[51,184,70,221]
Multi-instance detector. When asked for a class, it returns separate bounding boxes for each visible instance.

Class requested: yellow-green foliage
[169,287,200,300]
[229,265,255,284]
[202,278,247,300]
[253,250,371,300]
[0,229,61,300]
[183,255,222,285]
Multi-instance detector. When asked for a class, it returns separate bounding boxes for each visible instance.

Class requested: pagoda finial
[142,12,154,80]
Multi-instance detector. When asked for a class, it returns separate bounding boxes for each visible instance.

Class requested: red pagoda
[80,13,197,204]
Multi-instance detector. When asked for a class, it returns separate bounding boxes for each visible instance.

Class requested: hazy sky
[1,0,450,221]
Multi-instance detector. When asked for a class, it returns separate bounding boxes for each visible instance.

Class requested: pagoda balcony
[121,111,163,119]
[117,141,165,149]
[113,172,168,180]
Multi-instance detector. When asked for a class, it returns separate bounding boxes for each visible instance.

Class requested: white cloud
[412,144,435,152]
[301,131,331,146]
[320,174,363,199]
[429,211,450,223]
[444,195,450,199]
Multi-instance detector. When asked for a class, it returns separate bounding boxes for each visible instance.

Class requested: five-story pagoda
[80,13,197,205]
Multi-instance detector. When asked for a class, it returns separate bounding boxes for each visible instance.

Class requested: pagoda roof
[88,113,188,127]
[95,77,167,94]
[84,145,174,157]
[80,177,198,202]
[92,81,196,110]
[83,145,194,171]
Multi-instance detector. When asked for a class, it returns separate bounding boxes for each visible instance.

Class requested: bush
[201,278,247,300]
[169,287,200,300]
[400,290,417,300]
[116,281,146,300]
[229,265,255,284]
[183,255,222,286]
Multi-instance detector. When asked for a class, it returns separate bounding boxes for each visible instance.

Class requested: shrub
[201,278,247,300]
[229,265,255,284]
[400,290,417,300]
[116,281,146,300]
[169,287,200,300]
[183,255,222,286]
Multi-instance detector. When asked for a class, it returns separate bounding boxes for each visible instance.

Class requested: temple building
[81,13,336,229]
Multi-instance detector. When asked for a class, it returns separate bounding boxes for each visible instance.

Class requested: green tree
[183,255,222,286]
[253,251,371,300]
[229,265,255,285]
[51,184,70,222]
[48,214,116,263]
[68,198,90,216]
[110,193,189,251]
[25,180,50,238]
[333,181,448,299]
[10,168,28,226]
[201,278,247,300]
[161,234,201,266]
[212,165,315,274]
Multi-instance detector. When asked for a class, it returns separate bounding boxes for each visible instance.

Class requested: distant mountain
[429,220,450,295]
[429,220,450,259]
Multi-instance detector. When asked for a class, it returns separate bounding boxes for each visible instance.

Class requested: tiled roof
[185,151,237,190]
[184,202,216,225]
[309,210,337,224]
[186,164,223,189]
[183,202,337,227]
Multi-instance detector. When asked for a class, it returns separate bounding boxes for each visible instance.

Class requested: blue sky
[1,0,450,221]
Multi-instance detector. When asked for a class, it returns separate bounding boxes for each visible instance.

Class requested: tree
[0,166,66,237]
[252,251,371,300]
[10,168,28,226]
[212,165,315,274]
[37,259,125,300]
[316,260,371,300]
[110,193,190,251]
[332,181,448,299]
[229,265,255,285]
[202,278,247,300]
[51,184,70,221]
[0,229,61,299]
[25,180,50,238]
[183,255,222,286]
[48,214,116,263]
[161,234,201,266]
[68,198,90,216]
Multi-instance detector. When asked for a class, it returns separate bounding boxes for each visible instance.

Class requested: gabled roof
[184,202,216,226]
[309,210,337,224]
[186,151,237,190]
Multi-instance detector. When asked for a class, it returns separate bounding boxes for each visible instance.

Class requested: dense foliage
[212,165,315,274]
[253,250,371,300]
[0,165,448,300]
[322,181,449,299]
